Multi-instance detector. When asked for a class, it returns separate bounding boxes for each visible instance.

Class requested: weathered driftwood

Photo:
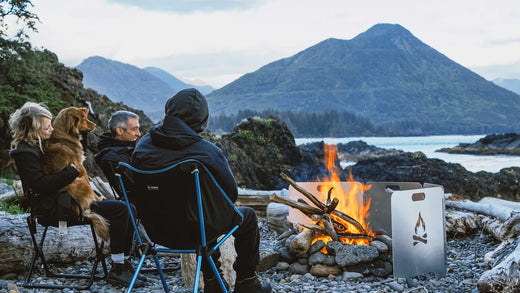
[0,214,107,273]
[478,238,520,293]
[479,197,520,215]
[266,202,291,233]
[481,216,503,241]
[289,229,314,254]
[280,172,327,210]
[446,198,520,292]
[0,190,24,204]
[181,235,236,288]
[235,193,272,217]
[270,193,325,215]
[90,176,116,200]
[446,199,512,221]
[445,210,480,237]
[444,209,505,241]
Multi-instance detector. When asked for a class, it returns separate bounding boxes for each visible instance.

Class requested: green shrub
[0,200,26,215]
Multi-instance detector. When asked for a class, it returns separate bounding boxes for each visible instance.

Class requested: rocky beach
[0,215,499,293]
[1,122,520,292]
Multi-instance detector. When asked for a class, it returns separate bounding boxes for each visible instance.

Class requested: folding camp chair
[116,159,244,293]
[22,196,108,290]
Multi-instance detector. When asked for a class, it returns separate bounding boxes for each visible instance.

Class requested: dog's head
[53,107,96,137]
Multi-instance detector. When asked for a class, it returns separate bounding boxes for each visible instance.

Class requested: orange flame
[312,144,374,246]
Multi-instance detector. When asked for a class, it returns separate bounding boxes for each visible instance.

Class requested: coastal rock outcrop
[212,117,328,190]
[349,152,520,202]
[438,133,520,156]
[210,119,520,201]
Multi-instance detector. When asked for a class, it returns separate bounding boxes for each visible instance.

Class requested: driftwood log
[447,197,520,292]
[235,190,278,218]
[446,199,513,221]
[0,214,107,273]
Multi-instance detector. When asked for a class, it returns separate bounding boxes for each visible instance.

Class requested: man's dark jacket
[131,115,239,248]
[95,133,135,197]
[132,115,238,202]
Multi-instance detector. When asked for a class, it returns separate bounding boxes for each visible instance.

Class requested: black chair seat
[22,208,108,290]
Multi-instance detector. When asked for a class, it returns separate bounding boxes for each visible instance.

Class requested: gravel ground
[1,218,499,293]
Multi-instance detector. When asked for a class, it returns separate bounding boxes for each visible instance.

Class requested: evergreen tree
[0,0,39,39]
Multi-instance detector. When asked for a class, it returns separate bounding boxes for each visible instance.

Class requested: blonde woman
[9,102,145,288]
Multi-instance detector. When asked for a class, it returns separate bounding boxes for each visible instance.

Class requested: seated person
[9,102,145,288]
[95,110,141,198]
[132,88,272,293]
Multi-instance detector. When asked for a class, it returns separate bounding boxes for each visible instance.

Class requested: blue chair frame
[116,159,244,293]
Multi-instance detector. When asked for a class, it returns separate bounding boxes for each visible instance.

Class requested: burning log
[270,193,325,215]
[281,172,328,210]
[272,173,372,243]
[321,214,339,241]
[330,210,366,234]
[269,193,367,238]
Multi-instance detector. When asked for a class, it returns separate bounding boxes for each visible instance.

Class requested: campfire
[269,143,446,279]
[271,144,374,246]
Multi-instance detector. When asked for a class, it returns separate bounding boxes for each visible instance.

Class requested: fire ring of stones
[275,230,393,278]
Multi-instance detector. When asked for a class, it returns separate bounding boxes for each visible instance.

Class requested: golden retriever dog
[43,107,109,241]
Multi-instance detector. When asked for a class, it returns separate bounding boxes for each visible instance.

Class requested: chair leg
[193,254,203,293]
[125,244,171,293]
[153,252,170,293]
[207,253,229,293]
[22,219,107,290]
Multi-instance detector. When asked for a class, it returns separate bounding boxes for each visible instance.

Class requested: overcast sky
[26,0,520,89]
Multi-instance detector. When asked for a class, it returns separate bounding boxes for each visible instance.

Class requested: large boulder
[215,117,327,190]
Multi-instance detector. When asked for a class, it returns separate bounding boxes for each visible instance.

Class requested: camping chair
[116,159,244,293]
[22,195,108,290]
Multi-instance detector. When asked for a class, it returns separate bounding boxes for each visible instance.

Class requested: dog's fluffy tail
[84,209,110,242]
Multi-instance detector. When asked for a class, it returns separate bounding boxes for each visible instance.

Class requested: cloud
[28,0,520,88]
[105,0,270,13]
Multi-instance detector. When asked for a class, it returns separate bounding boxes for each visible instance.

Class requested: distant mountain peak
[207,23,520,135]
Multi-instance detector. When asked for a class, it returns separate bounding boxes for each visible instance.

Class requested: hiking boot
[124,259,148,282]
[107,263,145,288]
[204,276,230,293]
[233,275,271,293]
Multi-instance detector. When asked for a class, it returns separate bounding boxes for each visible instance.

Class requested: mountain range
[207,23,520,135]
[75,23,520,135]
[76,57,214,122]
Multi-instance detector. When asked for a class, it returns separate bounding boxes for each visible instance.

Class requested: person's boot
[233,275,271,293]
[204,276,230,293]
[107,263,145,288]
[124,258,148,282]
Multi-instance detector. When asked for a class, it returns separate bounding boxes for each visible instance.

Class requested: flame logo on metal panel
[413,212,427,246]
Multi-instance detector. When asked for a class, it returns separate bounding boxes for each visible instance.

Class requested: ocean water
[295,135,520,173]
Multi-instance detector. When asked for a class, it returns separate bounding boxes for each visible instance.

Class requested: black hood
[149,115,203,150]
[164,88,209,133]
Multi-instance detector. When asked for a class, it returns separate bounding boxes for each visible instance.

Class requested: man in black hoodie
[132,88,271,293]
[95,111,148,287]
[96,111,141,197]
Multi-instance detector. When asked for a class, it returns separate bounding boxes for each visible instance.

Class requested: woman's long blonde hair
[9,102,53,151]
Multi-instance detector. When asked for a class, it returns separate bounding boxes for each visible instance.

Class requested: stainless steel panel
[391,187,446,278]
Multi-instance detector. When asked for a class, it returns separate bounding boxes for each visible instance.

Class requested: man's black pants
[202,206,260,281]
[90,199,136,255]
